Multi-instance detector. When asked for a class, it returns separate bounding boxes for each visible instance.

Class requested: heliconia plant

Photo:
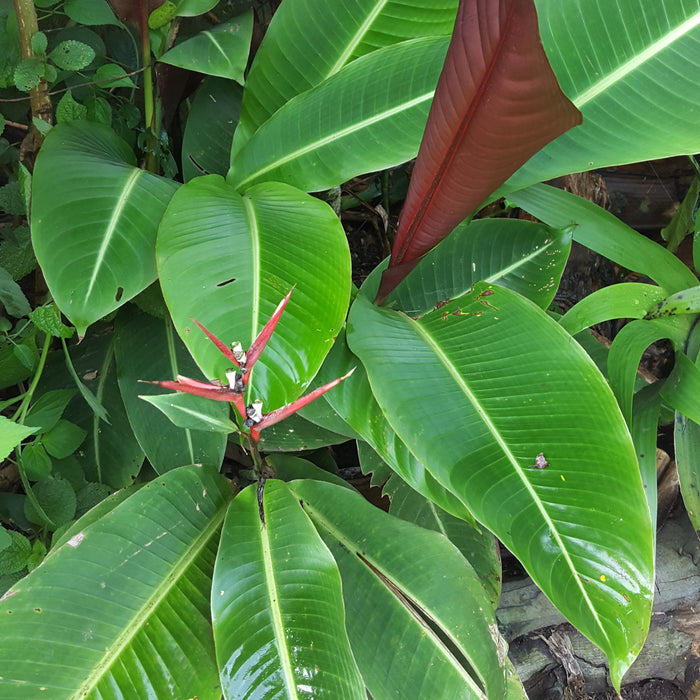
[3,0,700,697]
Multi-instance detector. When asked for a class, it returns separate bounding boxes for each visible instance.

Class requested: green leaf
[63,0,122,26]
[175,0,219,17]
[115,304,227,472]
[94,63,136,88]
[233,0,458,153]
[28,306,75,338]
[0,225,35,281]
[290,479,507,700]
[0,266,30,317]
[316,328,475,522]
[0,530,31,575]
[676,411,700,534]
[49,40,95,71]
[499,1,700,195]
[21,441,53,480]
[386,218,572,315]
[160,12,252,83]
[229,37,449,193]
[347,282,654,686]
[55,90,87,123]
[26,389,75,433]
[0,526,11,552]
[660,352,700,425]
[142,392,238,434]
[607,318,689,424]
[75,481,112,518]
[0,465,230,698]
[157,176,351,412]
[357,439,392,487]
[149,0,178,28]
[559,283,668,336]
[26,539,47,571]
[31,121,179,335]
[42,419,87,459]
[265,454,351,489]
[661,175,700,252]
[387,477,502,609]
[509,184,698,293]
[24,476,76,528]
[212,480,365,698]
[182,76,242,182]
[30,31,47,55]
[257,410,351,452]
[0,416,39,462]
[645,285,700,320]
[13,57,43,92]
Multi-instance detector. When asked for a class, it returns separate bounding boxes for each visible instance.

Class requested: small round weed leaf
[0,531,32,575]
[43,419,87,459]
[13,57,43,91]
[28,306,74,338]
[64,0,121,26]
[56,91,87,124]
[95,64,136,89]
[0,526,11,552]
[31,31,48,55]
[24,477,77,528]
[49,40,96,71]
[27,540,47,571]
[0,113,5,135]
[22,441,52,481]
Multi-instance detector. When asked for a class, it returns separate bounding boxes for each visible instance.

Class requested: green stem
[15,446,56,529]
[11,329,51,424]
[140,3,157,172]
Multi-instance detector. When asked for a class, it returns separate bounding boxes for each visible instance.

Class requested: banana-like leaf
[379,0,581,298]
[501,0,700,195]
[115,305,227,472]
[384,218,572,315]
[232,0,458,154]
[212,480,365,699]
[645,285,700,319]
[156,176,351,412]
[316,328,476,522]
[159,12,252,82]
[387,477,502,609]
[229,37,449,193]
[676,411,700,534]
[347,282,654,687]
[31,122,179,336]
[290,479,508,700]
[257,411,351,452]
[607,317,690,425]
[0,465,231,699]
[559,283,668,336]
[509,184,699,293]
[182,76,243,182]
[660,352,700,425]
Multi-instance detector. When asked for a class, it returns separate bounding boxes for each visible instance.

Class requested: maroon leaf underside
[377,0,582,302]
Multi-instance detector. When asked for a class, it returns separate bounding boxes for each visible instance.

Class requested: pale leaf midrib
[574,11,700,107]
[73,505,226,698]
[406,314,610,644]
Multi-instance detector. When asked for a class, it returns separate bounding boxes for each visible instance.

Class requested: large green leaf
[385,218,572,315]
[156,176,351,411]
[232,0,458,153]
[509,184,698,293]
[31,122,179,336]
[159,12,253,82]
[115,305,227,472]
[212,480,364,699]
[0,465,231,699]
[500,0,700,194]
[290,479,507,700]
[316,328,475,522]
[229,37,449,193]
[347,282,654,687]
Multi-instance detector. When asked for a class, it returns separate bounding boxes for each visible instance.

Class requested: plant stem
[12,329,51,424]
[139,2,157,172]
[13,0,52,154]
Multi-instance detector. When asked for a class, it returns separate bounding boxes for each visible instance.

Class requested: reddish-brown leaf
[377,0,581,301]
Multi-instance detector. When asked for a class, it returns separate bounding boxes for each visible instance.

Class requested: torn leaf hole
[216,278,237,288]
[115,286,124,302]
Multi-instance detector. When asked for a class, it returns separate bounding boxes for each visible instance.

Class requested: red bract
[143,290,352,441]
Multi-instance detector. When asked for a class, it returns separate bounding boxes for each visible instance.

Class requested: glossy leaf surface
[232,0,458,153]
[347,282,654,686]
[501,0,700,194]
[115,305,227,472]
[31,122,179,335]
[157,176,351,411]
[385,218,572,315]
[212,480,364,699]
[378,0,581,298]
[0,465,231,699]
[229,37,449,193]
[316,329,475,522]
[159,12,252,82]
[660,352,700,425]
[676,411,700,533]
[509,184,699,293]
[291,479,507,700]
